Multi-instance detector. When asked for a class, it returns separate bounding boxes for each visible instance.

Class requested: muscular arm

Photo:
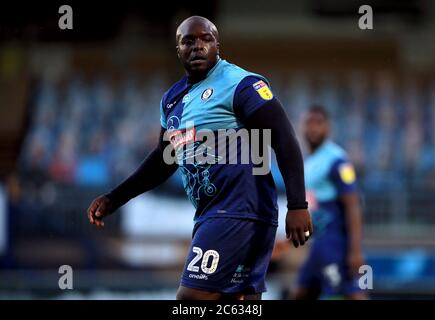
[105,127,178,211]
[232,76,311,247]
[242,99,308,210]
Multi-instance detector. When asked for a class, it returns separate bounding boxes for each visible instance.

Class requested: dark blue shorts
[297,235,362,297]
[180,217,277,294]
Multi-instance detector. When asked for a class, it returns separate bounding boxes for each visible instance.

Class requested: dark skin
[294,110,367,300]
[175,16,220,84]
[87,16,312,300]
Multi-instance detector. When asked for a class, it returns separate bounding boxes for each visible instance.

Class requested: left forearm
[272,117,307,209]
[244,99,308,209]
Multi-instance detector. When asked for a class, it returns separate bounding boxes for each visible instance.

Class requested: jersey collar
[206,57,222,77]
[311,139,331,157]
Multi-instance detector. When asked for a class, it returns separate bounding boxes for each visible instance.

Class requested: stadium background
[1,0,434,299]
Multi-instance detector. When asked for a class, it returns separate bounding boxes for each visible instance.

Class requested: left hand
[347,250,365,276]
[285,209,313,248]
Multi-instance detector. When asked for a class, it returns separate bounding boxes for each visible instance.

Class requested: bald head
[175,16,220,82]
[176,16,219,45]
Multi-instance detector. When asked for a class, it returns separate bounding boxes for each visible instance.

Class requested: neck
[309,139,326,153]
[186,58,219,84]
[187,72,207,84]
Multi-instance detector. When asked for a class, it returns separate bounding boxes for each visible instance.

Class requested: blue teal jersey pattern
[304,140,358,239]
[160,58,268,130]
[159,59,279,225]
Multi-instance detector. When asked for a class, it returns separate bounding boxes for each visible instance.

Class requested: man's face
[303,111,329,149]
[176,20,219,77]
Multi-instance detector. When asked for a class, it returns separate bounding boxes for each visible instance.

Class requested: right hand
[87,195,113,228]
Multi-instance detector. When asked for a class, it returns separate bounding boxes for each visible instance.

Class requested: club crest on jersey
[182,94,190,103]
[253,80,273,100]
[201,88,213,101]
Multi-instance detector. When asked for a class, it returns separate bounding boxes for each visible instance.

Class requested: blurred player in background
[294,105,368,300]
[87,16,312,300]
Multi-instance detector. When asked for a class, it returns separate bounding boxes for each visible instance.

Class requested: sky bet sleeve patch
[339,162,356,184]
[252,80,273,100]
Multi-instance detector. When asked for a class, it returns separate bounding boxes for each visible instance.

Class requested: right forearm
[341,193,364,253]
[106,147,177,210]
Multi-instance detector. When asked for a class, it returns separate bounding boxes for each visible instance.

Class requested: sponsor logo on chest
[168,127,197,150]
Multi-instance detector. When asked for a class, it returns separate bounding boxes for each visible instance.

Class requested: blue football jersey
[160,58,279,225]
[304,140,358,238]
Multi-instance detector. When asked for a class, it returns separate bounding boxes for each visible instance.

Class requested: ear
[176,45,180,58]
[216,42,220,55]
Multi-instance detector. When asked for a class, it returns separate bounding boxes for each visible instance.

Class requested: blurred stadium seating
[1,0,435,299]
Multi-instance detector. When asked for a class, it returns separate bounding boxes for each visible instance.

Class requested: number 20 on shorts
[187,246,220,274]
